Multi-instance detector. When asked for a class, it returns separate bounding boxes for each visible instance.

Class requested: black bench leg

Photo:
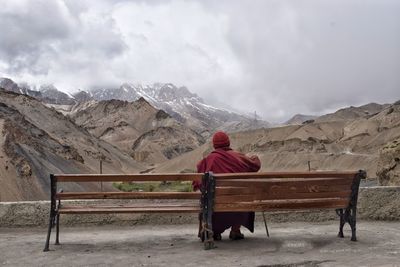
[203,226,214,250]
[203,206,215,249]
[349,207,357,241]
[55,214,60,245]
[43,214,54,252]
[44,174,58,252]
[336,209,345,238]
[203,172,215,250]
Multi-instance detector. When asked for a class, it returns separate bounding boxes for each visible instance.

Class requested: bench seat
[58,204,200,214]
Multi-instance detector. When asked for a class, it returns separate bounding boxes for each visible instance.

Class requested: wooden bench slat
[216,184,352,195]
[213,171,358,179]
[216,177,353,187]
[59,207,200,214]
[58,204,200,214]
[59,203,198,210]
[215,190,352,203]
[55,173,203,182]
[57,192,200,200]
[214,198,350,212]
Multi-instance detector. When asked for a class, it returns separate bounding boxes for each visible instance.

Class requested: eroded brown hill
[69,98,205,164]
[131,126,204,164]
[0,89,145,201]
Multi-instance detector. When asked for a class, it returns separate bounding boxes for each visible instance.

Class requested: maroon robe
[194,147,261,235]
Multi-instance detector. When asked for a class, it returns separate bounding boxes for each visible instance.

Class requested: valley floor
[1,221,399,266]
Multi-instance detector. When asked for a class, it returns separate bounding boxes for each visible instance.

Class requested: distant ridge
[284,114,317,125]
[0,77,270,134]
[315,103,389,122]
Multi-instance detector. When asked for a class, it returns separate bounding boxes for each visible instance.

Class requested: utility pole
[100,159,103,191]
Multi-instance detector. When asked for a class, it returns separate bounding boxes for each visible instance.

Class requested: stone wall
[0,186,399,227]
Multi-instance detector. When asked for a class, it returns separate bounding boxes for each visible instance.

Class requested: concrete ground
[1,221,400,267]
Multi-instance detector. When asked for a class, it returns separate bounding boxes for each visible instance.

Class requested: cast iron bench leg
[336,209,345,238]
[349,207,357,241]
[43,214,54,252]
[55,214,60,245]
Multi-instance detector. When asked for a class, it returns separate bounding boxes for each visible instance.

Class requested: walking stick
[262,211,270,237]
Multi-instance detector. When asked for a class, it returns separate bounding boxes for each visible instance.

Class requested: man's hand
[250,155,260,161]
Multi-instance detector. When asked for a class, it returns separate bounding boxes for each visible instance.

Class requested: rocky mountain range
[155,101,400,182]
[1,76,400,201]
[86,83,270,133]
[0,78,270,134]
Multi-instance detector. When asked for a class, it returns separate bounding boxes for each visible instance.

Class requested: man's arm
[243,154,261,172]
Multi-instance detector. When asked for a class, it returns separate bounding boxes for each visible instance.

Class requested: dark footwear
[229,231,244,240]
[199,231,205,242]
[214,233,222,241]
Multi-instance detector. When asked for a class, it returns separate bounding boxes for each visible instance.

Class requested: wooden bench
[43,173,203,251]
[201,170,366,249]
[43,170,366,251]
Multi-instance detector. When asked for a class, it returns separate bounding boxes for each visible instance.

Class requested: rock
[16,160,32,177]
[377,139,400,185]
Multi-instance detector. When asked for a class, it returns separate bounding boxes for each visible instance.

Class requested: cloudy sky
[1,0,399,122]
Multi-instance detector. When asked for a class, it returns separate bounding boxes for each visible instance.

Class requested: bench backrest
[52,173,201,201]
[49,171,365,213]
[207,171,365,212]
[47,173,203,214]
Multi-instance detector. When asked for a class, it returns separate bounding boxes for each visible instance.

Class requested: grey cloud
[0,1,72,72]
[214,0,400,120]
[0,0,128,87]
[0,0,399,122]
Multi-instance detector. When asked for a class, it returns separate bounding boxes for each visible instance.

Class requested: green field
[113,181,193,192]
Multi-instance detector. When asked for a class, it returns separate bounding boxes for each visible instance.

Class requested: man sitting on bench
[193,131,261,241]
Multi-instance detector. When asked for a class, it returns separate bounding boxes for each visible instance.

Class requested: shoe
[214,233,222,241]
[229,231,244,240]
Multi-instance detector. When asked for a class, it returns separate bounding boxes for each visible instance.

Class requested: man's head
[212,131,230,149]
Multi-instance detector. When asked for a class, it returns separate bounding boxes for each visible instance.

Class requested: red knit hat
[212,131,230,149]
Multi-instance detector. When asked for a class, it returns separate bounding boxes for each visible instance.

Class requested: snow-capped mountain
[0,78,76,105]
[90,83,270,133]
[0,78,19,93]
[0,78,42,98]
[39,84,76,105]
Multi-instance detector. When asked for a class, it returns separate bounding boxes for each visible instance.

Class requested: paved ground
[1,221,400,267]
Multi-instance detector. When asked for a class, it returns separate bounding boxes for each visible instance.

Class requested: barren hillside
[69,98,205,164]
[0,89,145,201]
[315,103,389,122]
[154,102,400,179]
